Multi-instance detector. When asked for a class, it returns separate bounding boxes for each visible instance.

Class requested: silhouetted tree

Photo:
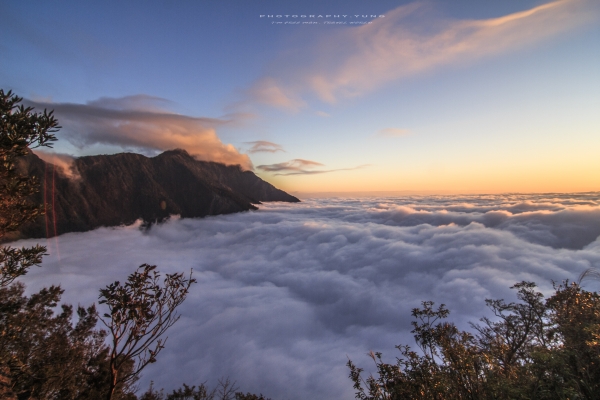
[1,89,57,286]
[0,283,117,399]
[348,277,600,399]
[138,379,252,400]
[234,392,272,400]
[99,264,196,400]
[1,88,60,398]
[1,90,196,400]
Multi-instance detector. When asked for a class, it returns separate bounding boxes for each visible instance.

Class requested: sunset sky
[2,0,599,195]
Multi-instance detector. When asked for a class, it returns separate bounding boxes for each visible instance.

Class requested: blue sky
[2,0,599,194]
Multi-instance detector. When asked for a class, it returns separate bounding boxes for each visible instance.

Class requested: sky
[2,0,599,194]
[4,3,600,397]
[16,193,600,399]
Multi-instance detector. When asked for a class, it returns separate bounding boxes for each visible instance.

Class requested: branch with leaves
[348,276,600,400]
[99,264,196,400]
[0,89,58,286]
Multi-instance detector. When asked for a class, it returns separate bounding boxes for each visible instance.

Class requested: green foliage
[99,264,196,400]
[0,269,189,400]
[0,89,57,286]
[0,244,47,288]
[348,279,600,400]
[139,381,166,400]
[234,392,272,400]
[166,383,214,400]
[138,378,263,400]
[0,282,133,400]
[0,90,198,400]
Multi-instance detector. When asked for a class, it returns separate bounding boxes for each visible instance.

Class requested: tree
[1,89,58,286]
[348,277,600,399]
[542,278,600,398]
[99,264,196,400]
[138,379,267,400]
[1,90,197,400]
[1,89,61,398]
[234,393,272,400]
[164,383,214,400]
[0,283,113,399]
[0,89,134,398]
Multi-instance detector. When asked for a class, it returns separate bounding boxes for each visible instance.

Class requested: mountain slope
[14,149,299,239]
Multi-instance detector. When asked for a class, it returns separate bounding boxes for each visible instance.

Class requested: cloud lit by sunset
[2,0,600,398]
[248,0,598,106]
[26,96,253,170]
[4,0,598,194]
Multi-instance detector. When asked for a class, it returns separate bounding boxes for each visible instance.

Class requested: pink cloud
[248,0,598,108]
[246,78,306,112]
[376,128,411,138]
[257,159,370,176]
[245,141,286,154]
[26,96,253,170]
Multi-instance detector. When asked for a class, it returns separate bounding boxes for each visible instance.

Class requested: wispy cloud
[376,128,411,138]
[246,0,598,109]
[25,95,253,170]
[257,159,369,176]
[246,77,306,112]
[245,141,285,154]
[33,150,81,180]
[257,159,324,174]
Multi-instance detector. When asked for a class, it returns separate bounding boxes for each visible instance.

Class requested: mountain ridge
[11,149,299,240]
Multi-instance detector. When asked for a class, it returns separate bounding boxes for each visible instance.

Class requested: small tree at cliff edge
[1,89,197,399]
[100,264,196,400]
[0,89,58,285]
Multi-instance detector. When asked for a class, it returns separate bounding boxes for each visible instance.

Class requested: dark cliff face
[15,149,299,239]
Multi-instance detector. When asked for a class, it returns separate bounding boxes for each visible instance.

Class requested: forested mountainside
[13,149,299,239]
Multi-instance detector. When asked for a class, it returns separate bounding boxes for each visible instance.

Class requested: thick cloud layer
[25,96,253,170]
[15,193,600,400]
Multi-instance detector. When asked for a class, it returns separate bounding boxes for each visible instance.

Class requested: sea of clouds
[15,193,600,400]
